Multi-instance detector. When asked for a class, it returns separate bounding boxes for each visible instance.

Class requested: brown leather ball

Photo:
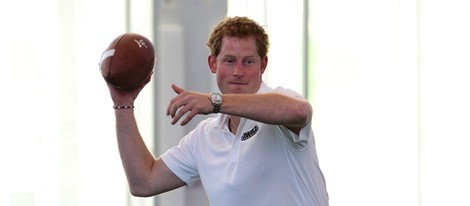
[100,33,156,90]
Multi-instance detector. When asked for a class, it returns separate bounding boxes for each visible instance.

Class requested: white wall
[309,0,470,205]
[0,0,136,205]
[152,1,227,206]
[1,0,468,205]
[419,1,470,205]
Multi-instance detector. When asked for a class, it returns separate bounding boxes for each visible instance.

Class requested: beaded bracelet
[113,105,135,109]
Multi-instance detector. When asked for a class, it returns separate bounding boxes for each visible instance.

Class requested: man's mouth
[230,81,247,85]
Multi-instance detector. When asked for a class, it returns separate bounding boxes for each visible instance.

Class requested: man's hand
[107,75,151,107]
[166,84,213,126]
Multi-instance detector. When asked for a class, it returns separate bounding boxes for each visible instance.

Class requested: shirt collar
[256,81,272,94]
[213,81,273,129]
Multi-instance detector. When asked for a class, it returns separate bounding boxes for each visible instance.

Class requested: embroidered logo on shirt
[241,125,259,141]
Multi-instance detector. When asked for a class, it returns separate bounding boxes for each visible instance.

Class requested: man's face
[209,36,267,94]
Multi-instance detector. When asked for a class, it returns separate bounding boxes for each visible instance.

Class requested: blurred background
[0,0,469,205]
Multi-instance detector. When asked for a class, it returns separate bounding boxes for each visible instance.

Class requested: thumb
[171,84,185,94]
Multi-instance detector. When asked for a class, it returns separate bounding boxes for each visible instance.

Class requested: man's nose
[233,62,244,76]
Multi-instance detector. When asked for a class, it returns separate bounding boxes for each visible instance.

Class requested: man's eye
[244,59,254,65]
[224,58,235,64]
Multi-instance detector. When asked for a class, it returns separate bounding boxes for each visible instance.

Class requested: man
[106,16,328,206]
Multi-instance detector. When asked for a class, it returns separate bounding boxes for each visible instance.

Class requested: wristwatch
[208,92,223,113]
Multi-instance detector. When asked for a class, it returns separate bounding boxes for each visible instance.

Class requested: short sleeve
[271,85,315,150]
[160,131,200,187]
[275,120,314,150]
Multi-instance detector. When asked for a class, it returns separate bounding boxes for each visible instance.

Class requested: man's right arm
[114,109,186,196]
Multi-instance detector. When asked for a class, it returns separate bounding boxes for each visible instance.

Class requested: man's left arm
[167,84,311,135]
[220,93,312,134]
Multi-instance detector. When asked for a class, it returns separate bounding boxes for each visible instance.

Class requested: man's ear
[208,54,217,74]
[260,56,268,75]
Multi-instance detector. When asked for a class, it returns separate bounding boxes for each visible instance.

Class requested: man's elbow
[292,101,312,126]
[128,182,157,197]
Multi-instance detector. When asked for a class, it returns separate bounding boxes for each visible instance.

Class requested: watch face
[211,93,222,103]
[209,93,222,113]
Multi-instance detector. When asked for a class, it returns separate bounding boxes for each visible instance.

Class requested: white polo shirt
[160,82,328,206]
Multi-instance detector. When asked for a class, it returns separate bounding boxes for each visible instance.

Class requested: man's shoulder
[258,82,304,98]
[193,115,225,132]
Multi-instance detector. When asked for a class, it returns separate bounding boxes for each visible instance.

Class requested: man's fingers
[171,84,185,94]
[171,104,191,125]
[172,109,197,126]
[167,84,208,125]
[180,110,198,126]
[167,100,181,117]
[167,84,185,115]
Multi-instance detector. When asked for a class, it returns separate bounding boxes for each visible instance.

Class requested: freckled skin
[208,36,267,95]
